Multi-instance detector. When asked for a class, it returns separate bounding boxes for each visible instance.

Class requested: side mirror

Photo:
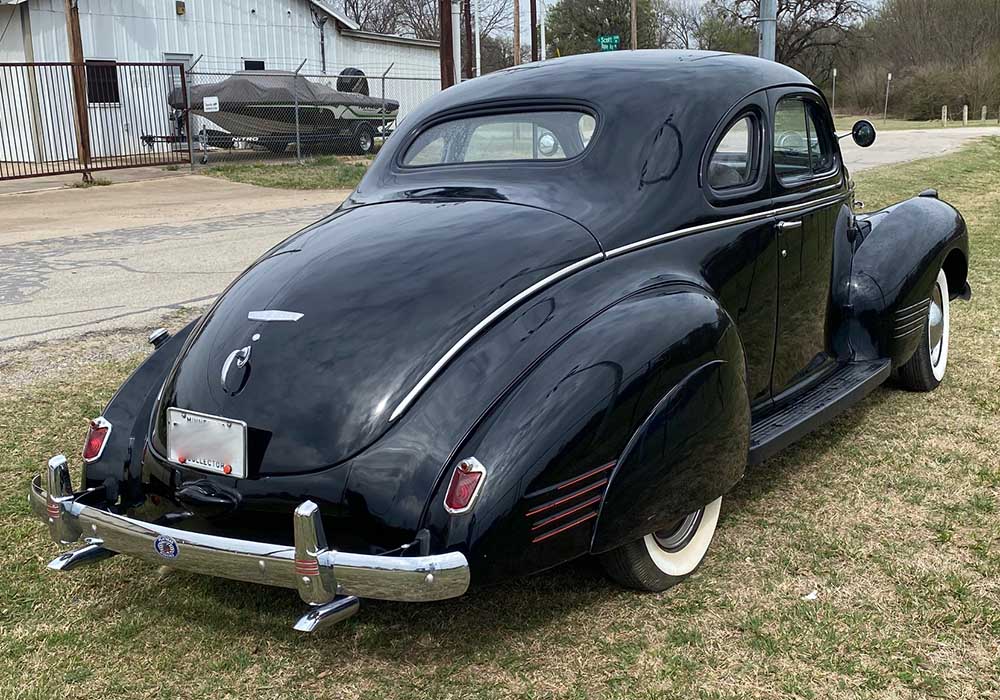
[851,119,877,148]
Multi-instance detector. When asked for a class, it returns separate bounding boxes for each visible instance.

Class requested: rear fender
[83,320,199,497]
[429,284,748,582]
[849,196,969,365]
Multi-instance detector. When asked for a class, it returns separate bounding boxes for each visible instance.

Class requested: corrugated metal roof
[307,0,358,30]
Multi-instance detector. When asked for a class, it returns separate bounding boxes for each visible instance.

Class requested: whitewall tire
[898,268,950,391]
[599,497,723,592]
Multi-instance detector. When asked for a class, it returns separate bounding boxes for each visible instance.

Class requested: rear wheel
[599,497,722,592]
[897,268,950,392]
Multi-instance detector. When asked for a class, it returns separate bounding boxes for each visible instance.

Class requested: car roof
[353,51,819,250]
[422,50,811,117]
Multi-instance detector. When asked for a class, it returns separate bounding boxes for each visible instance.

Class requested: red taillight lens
[444,458,485,514]
[82,419,110,462]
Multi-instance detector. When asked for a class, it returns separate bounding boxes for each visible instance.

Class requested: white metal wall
[0,6,36,162]
[4,0,440,163]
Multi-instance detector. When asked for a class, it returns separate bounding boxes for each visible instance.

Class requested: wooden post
[941,105,947,127]
[529,0,538,62]
[630,0,638,49]
[512,0,520,65]
[962,104,968,126]
[462,0,473,79]
[64,0,92,181]
[439,0,456,88]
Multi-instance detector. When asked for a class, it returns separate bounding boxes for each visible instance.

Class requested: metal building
[0,0,440,164]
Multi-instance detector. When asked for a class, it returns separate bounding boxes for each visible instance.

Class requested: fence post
[294,59,306,164]
[962,105,968,126]
[381,63,394,149]
[185,54,203,168]
[941,105,947,127]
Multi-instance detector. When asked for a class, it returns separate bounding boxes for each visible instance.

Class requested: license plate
[166,408,248,478]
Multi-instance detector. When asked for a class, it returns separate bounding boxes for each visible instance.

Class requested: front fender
[427,284,748,582]
[850,196,968,365]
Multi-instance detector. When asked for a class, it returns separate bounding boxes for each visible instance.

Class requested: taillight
[82,417,112,463]
[444,457,486,514]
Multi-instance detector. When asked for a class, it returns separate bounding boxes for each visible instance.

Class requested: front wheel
[599,497,722,592]
[897,268,950,392]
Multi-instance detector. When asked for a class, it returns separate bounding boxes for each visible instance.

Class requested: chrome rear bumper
[30,455,470,630]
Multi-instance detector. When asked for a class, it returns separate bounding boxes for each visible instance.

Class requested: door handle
[777,220,803,230]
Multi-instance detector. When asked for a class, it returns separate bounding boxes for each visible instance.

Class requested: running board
[749,359,891,465]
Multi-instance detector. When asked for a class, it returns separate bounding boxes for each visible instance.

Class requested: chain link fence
[182,64,439,165]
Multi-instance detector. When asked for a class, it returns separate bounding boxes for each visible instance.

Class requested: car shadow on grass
[149,386,895,660]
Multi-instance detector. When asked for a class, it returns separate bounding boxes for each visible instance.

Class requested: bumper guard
[29,455,470,631]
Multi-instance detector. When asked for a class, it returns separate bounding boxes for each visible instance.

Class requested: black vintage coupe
[30,51,971,631]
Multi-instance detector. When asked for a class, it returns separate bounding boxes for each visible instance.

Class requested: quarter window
[773,97,836,183]
[707,115,757,189]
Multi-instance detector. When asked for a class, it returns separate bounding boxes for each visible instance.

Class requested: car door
[767,89,847,399]
[699,95,778,412]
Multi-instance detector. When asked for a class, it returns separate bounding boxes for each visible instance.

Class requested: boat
[167,69,399,154]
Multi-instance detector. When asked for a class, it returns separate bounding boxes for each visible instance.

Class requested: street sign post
[597,34,621,51]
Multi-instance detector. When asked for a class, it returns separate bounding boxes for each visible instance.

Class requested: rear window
[403,110,597,166]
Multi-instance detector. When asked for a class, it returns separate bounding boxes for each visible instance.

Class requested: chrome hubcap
[928,282,945,366]
[653,509,703,553]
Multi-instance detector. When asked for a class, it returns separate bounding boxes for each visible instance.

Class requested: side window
[774,96,836,183]
[707,115,757,189]
[805,103,835,174]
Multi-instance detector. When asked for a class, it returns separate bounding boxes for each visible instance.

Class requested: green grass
[834,113,1000,132]
[205,155,371,190]
[3,140,1000,699]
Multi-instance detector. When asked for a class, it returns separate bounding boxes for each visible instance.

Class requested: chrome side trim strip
[389,252,606,422]
[390,192,848,422]
[605,192,849,259]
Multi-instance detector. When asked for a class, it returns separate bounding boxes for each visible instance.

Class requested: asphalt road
[1,126,996,353]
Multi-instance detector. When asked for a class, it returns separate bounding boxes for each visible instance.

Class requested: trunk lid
[151,200,600,475]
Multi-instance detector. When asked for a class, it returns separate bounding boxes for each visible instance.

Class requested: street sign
[597,34,620,51]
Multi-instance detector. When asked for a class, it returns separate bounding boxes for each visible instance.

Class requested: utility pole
[438,0,456,87]
[540,0,546,60]
[512,0,521,65]
[758,0,777,61]
[64,0,92,181]
[530,0,538,61]
[473,0,481,75]
[462,0,473,79]
[451,0,461,83]
[630,0,637,50]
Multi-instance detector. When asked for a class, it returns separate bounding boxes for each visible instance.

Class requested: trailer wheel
[353,125,376,155]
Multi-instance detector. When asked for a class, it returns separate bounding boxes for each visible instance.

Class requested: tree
[655,0,704,49]
[340,0,404,35]
[546,0,657,57]
[710,0,868,76]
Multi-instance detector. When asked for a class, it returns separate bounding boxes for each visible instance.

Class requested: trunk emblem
[221,346,252,394]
